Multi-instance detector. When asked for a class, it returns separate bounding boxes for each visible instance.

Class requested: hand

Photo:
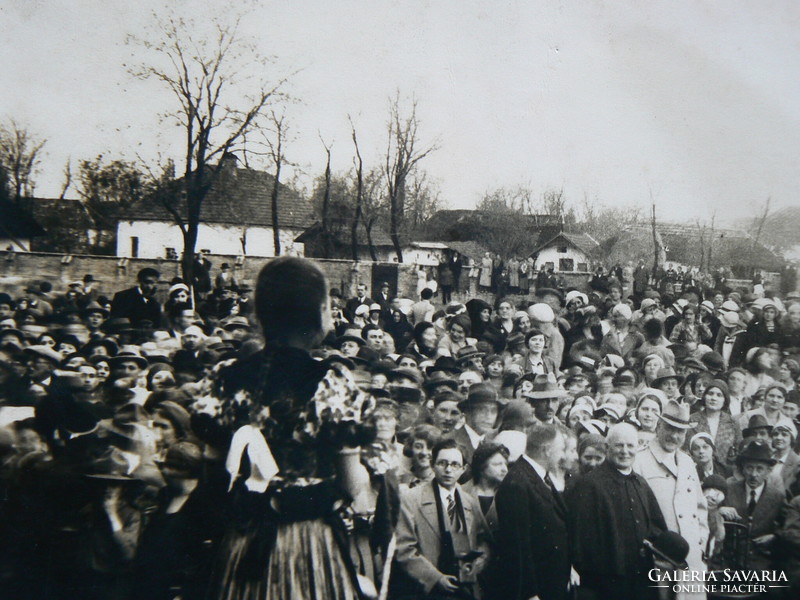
[437,575,460,593]
[569,566,581,589]
[719,507,741,521]
[527,596,541,600]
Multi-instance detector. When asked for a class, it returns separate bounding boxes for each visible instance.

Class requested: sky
[1,0,799,226]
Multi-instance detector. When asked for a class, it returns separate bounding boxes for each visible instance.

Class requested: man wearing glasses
[395,438,492,599]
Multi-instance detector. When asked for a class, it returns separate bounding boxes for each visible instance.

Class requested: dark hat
[701,474,728,494]
[652,368,684,388]
[108,346,148,370]
[390,386,423,404]
[159,441,203,477]
[423,370,458,393]
[455,345,484,364]
[742,414,773,437]
[222,316,250,331]
[366,387,392,399]
[505,332,526,350]
[701,351,725,373]
[458,382,500,411]
[82,300,109,317]
[667,344,690,362]
[736,440,777,467]
[645,531,689,570]
[433,389,464,407]
[388,367,424,387]
[336,333,366,349]
[658,400,692,429]
[523,373,568,400]
[102,318,135,334]
[681,357,708,372]
[351,346,380,367]
[535,288,565,306]
[426,355,461,376]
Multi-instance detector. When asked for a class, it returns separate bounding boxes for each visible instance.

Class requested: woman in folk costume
[202,257,377,600]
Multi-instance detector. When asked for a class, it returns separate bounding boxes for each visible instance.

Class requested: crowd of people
[0,256,799,600]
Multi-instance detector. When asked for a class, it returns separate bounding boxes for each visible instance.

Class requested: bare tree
[319,134,334,259]
[350,121,367,261]
[751,196,772,251]
[263,111,292,256]
[0,120,46,201]
[651,202,659,279]
[58,159,72,200]
[475,186,536,258]
[129,13,288,285]
[384,94,438,262]
[78,155,151,253]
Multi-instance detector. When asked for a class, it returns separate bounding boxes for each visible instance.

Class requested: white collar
[522,454,548,481]
[463,424,484,448]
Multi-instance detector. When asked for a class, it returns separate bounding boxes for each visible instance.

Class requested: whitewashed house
[532,231,599,273]
[116,158,314,259]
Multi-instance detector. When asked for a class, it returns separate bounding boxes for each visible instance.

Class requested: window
[557,245,568,253]
[165,248,178,260]
[559,258,574,272]
[577,262,588,272]
[130,237,139,258]
[545,261,555,270]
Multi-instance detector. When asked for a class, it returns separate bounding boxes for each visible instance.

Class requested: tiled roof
[123,164,315,230]
[535,231,599,256]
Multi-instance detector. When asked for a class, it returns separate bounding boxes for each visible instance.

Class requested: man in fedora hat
[635,400,708,600]
[524,373,568,425]
[719,440,784,570]
[452,383,500,466]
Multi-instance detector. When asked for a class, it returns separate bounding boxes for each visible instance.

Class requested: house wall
[402,247,445,266]
[0,251,429,304]
[116,221,304,259]
[534,246,591,273]
[0,237,32,252]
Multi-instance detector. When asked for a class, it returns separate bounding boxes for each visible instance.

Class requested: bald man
[565,424,667,600]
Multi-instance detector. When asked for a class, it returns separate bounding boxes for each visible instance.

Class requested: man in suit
[720,440,785,570]
[345,283,373,322]
[394,438,492,599]
[110,267,162,326]
[634,401,708,600]
[495,423,576,600]
[452,383,500,468]
[375,281,392,318]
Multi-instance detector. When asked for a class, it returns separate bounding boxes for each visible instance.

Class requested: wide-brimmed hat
[645,531,689,570]
[742,413,773,437]
[25,345,63,364]
[102,318,135,334]
[335,333,366,349]
[455,345,484,364]
[425,356,461,377]
[82,301,109,318]
[108,346,148,370]
[423,370,458,393]
[736,440,777,467]
[351,346,380,367]
[222,316,250,331]
[652,368,684,388]
[458,382,500,411]
[658,400,692,429]
[523,373,569,400]
[388,367,424,387]
[681,357,708,372]
[535,287,565,306]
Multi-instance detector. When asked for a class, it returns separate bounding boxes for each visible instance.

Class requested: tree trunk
[322,151,332,259]
[271,162,282,256]
[390,179,404,263]
[651,203,659,280]
[363,216,378,262]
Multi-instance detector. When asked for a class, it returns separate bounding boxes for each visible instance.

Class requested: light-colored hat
[720,311,740,328]
[354,304,370,317]
[528,303,555,323]
[659,400,692,429]
[611,304,632,320]
[773,417,798,440]
[720,300,740,313]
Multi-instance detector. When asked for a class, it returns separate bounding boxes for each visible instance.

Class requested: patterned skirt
[213,518,359,600]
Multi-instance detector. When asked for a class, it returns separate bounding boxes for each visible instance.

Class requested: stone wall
[0,250,424,302]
